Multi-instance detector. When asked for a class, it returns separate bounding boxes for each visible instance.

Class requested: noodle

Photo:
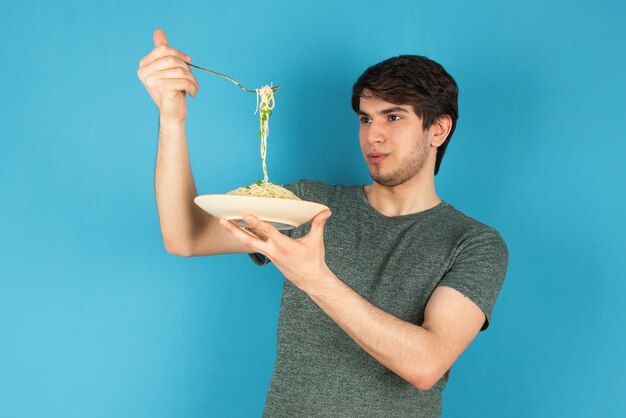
[255,85,275,183]
[227,180,300,200]
[227,84,300,200]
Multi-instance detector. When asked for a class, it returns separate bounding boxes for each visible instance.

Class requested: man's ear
[430,115,453,148]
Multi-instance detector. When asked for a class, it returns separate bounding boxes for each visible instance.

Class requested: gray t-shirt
[249,179,508,417]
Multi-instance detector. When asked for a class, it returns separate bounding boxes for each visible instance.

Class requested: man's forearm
[306,273,443,390]
[154,119,205,253]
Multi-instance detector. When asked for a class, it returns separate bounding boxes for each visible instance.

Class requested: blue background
[1,0,625,417]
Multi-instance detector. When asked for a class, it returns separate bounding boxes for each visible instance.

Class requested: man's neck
[363,176,441,217]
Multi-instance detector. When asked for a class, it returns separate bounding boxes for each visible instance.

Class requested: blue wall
[1,1,624,417]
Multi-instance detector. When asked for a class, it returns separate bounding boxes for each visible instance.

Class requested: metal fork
[187,63,280,93]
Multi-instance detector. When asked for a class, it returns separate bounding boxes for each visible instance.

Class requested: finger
[141,55,189,74]
[145,77,198,97]
[245,227,270,241]
[146,65,199,90]
[139,44,191,69]
[242,214,285,243]
[219,218,270,254]
[167,79,198,97]
[138,56,199,90]
[153,29,168,47]
[309,210,332,239]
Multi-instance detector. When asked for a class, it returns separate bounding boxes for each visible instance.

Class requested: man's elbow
[408,374,437,391]
[406,363,446,391]
[163,240,196,257]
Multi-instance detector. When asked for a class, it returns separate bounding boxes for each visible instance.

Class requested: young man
[138,29,508,417]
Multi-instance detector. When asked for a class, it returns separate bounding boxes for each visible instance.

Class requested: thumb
[310,210,332,238]
[153,29,169,47]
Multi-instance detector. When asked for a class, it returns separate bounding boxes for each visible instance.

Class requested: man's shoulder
[440,203,495,230]
[437,202,507,248]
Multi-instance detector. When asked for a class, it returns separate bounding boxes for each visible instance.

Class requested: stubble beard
[369,140,429,187]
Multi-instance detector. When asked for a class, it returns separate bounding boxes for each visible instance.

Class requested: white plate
[194,194,330,230]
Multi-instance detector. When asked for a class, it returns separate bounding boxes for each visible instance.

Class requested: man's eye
[360,116,371,124]
[388,114,401,122]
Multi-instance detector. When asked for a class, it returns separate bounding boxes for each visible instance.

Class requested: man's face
[358,94,433,187]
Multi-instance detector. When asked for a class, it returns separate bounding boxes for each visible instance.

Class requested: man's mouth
[367,152,389,165]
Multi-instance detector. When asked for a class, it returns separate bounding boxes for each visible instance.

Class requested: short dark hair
[351,55,459,175]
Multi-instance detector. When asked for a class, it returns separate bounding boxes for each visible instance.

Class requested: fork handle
[187,63,256,93]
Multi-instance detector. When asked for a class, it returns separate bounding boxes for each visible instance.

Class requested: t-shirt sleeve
[248,180,306,266]
[437,228,509,331]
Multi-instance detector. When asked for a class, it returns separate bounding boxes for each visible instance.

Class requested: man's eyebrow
[379,106,410,115]
[358,107,409,117]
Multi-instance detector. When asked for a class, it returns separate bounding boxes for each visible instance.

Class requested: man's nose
[367,122,386,144]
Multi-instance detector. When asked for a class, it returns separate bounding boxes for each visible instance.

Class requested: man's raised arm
[138,29,251,256]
